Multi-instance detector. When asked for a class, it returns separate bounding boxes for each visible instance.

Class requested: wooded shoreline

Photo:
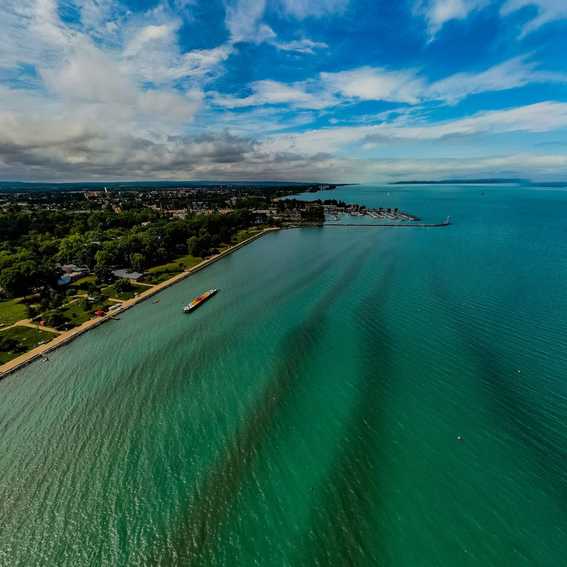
[0,228,279,380]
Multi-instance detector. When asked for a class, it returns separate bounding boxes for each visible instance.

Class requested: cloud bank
[1,0,567,182]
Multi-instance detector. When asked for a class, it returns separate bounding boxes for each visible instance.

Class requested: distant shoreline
[390,180,523,185]
[0,227,279,380]
[0,181,354,194]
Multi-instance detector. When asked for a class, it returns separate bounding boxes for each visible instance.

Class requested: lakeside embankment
[0,227,279,380]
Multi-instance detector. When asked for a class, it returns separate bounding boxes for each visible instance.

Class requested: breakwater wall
[324,221,451,228]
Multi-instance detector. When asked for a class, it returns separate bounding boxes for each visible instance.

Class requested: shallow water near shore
[1,184,567,566]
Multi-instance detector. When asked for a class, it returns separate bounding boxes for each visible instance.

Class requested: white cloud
[262,102,567,156]
[416,0,487,39]
[124,24,178,57]
[272,38,328,54]
[41,46,137,105]
[501,0,567,36]
[321,67,427,104]
[2,88,567,182]
[383,101,567,140]
[278,0,349,19]
[121,18,230,85]
[198,106,316,135]
[218,56,567,109]
[77,0,125,42]
[224,0,336,49]
[418,0,567,40]
[33,0,75,49]
[0,0,230,85]
[213,68,429,110]
[1,1,567,183]
[225,0,275,43]
[0,81,220,179]
[340,154,567,182]
[177,45,234,78]
[138,90,203,124]
[0,0,75,69]
[211,79,337,109]
[426,56,567,104]
[0,0,222,180]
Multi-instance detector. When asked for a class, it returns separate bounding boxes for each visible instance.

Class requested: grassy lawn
[0,298,28,328]
[86,298,115,315]
[101,284,139,301]
[0,326,58,364]
[60,301,92,326]
[143,254,202,285]
[232,227,264,244]
[148,254,202,273]
[70,275,97,290]
[142,271,177,285]
[41,297,116,330]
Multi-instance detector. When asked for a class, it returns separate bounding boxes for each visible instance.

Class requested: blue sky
[1,0,567,181]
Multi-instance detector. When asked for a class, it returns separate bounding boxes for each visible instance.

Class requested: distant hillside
[390,178,530,185]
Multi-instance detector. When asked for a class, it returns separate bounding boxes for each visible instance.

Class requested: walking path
[0,320,64,335]
[0,228,279,379]
[17,320,63,334]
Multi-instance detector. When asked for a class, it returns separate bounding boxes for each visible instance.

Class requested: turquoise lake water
[1,184,567,566]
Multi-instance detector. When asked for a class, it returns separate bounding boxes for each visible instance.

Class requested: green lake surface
[1,184,567,566]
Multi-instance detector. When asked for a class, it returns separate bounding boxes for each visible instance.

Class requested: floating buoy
[457,435,463,442]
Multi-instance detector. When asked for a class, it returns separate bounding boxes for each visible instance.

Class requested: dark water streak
[298,256,397,567]
[0,235,364,560]
[110,234,358,409]
[153,242,375,565]
[0,236,358,552]
[7,237,350,452]
[430,276,567,504]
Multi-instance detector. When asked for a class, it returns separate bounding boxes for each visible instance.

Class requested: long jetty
[324,221,450,228]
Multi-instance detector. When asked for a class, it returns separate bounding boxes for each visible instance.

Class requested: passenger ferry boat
[184,289,218,313]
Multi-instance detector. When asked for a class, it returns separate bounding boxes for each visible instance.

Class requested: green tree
[0,335,23,353]
[130,253,146,273]
[197,231,212,256]
[114,279,133,294]
[187,236,200,256]
[94,250,113,284]
[57,234,85,264]
[0,260,39,297]
[43,309,68,329]
[0,267,24,297]
[94,264,112,284]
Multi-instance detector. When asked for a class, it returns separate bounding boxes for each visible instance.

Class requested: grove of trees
[0,207,255,298]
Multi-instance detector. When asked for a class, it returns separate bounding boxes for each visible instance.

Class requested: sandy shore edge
[0,227,279,380]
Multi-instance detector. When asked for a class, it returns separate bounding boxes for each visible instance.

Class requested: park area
[0,298,28,328]
[142,254,201,285]
[0,326,58,364]
[0,252,211,364]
